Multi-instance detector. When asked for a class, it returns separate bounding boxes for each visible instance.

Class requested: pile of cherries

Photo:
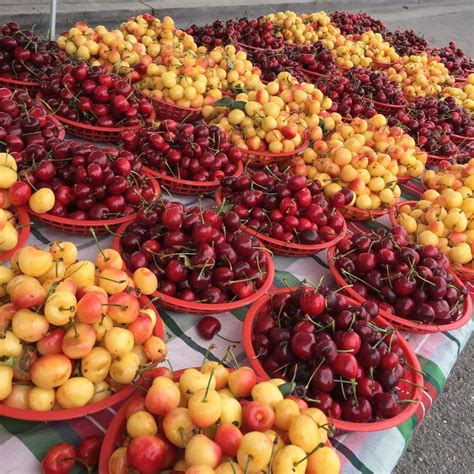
[19,140,158,220]
[121,120,243,182]
[0,88,64,156]
[247,48,308,83]
[185,19,235,49]
[233,17,284,50]
[219,167,345,246]
[345,68,406,106]
[0,22,69,81]
[431,42,474,79]
[329,11,387,35]
[316,75,377,119]
[39,62,154,128]
[389,96,473,155]
[333,227,468,326]
[119,201,271,303]
[251,285,415,422]
[384,29,429,56]
[289,42,338,77]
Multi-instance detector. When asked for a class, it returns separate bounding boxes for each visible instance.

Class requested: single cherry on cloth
[197,316,239,343]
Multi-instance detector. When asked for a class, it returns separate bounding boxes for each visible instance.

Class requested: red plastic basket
[426,153,453,168]
[371,60,394,71]
[339,203,393,221]
[300,68,330,80]
[236,42,284,53]
[47,115,66,140]
[143,160,243,196]
[0,206,30,263]
[328,245,472,333]
[369,98,406,116]
[397,175,412,183]
[239,139,309,167]
[215,189,348,256]
[37,91,155,142]
[243,287,424,432]
[28,176,160,235]
[112,221,275,315]
[142,93,202,122]
[0,75,40,92]
[451,133,474,146]
[0,295,165,421]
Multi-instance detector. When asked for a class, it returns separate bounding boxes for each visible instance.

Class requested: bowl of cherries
[121,120,243,195]
[328,227,472,333]
[217,167,347,256]
[38,62,155,142]
[112,201,274,315]
[0,22,69,92]
[243,285,424,432]
[20,140,161,234]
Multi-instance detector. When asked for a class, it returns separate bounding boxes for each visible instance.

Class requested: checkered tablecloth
[0,179,472,474]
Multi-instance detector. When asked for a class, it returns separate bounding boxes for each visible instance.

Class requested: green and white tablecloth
[0,179,472,474]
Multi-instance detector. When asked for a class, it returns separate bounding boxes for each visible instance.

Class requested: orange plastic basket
[112,221,275,315]
[0,206,30,263]
[327,245,472,333]
[397,175,412,183]
[142,93,202,122]
[0,295,165,421]
[37,91,155,142]
[28,176,160,235]
[236,42,284,53]
[215,189,348,256]
[339,203,393,221]
[372,60,395,71]
[143,160,243,196]
[0,75,39,92]
[239,139,309,167]
[300,68,330,80]
[243,287,424,432]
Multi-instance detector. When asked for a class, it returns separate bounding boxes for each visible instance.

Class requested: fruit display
[244,286,423,427]
[101,365,341,473]
[138,45,259,113]
[185,19,235,49]
[57,15,197,73]
[430,41,474,79]
[0,241,167,417]
[441,73,474,113]
[344,68,407,108]
[290,42,338,78]
[329,11,388,36]
[416,162,474,271]
[384,29,429,56]
[0,88,65,157]
[299,115,426,214]
[0,22,69,85]
[218,166,347,255]
[315,74,378,119]
[386,53,454,98]
[114,201,274,313]
[39,62,154,133]
[264,11,322,45]
[120,120,243,193]
[205,80,328,157]
[247,47,309,84]
[389,96,474,157]
[19,139,160,231]
[232,17,284,51]
[329,227,470,330]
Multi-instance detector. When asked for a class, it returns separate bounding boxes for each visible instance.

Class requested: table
[0,178,472,474]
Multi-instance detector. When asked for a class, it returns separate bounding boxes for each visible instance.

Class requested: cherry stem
[398,399,419,404]
[305,357,326,391]
[400,378,426,390]
[97,275,127,284]
[294,443,326,466]
[217,334,240,344]
[89,227,107,261]
[201,344,218,370]
[202,367,215,402]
